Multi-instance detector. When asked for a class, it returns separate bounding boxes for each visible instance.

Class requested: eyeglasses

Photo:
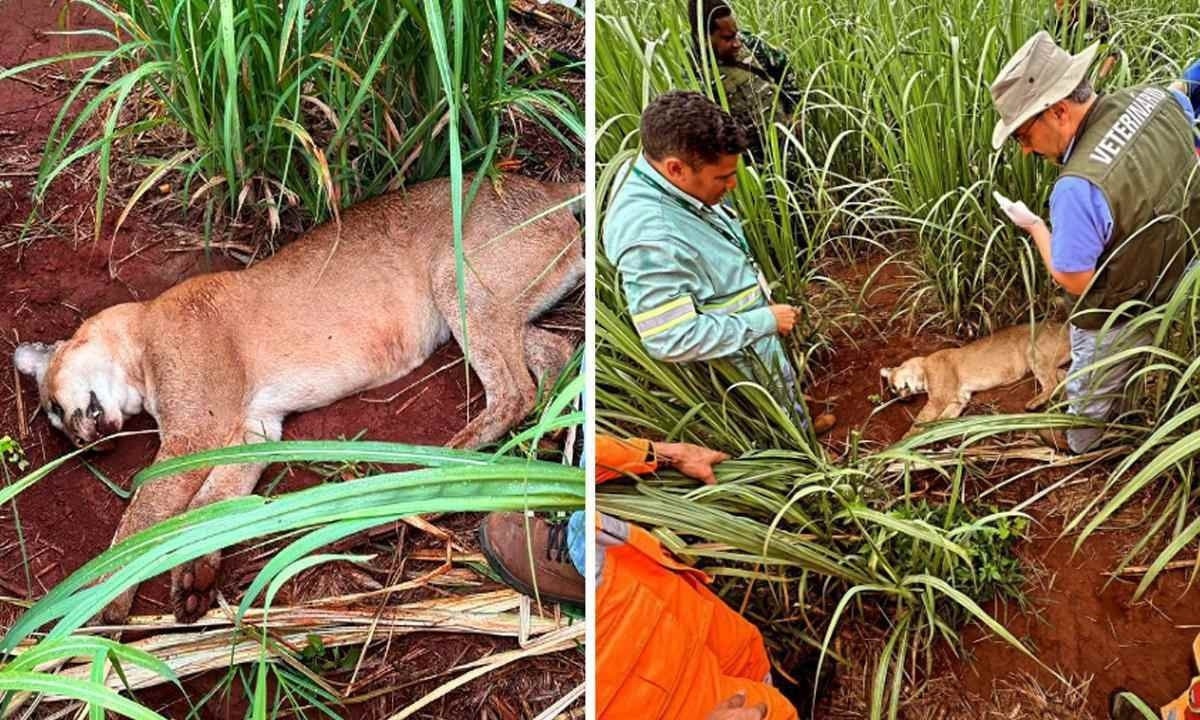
[1013,110,1045,146]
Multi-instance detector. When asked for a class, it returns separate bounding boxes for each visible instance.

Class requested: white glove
[993,191,1045,230]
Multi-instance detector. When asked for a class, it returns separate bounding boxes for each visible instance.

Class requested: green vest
[1061,85,1200,330]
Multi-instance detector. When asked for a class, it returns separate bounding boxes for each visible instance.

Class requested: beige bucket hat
[990,31,1099,149]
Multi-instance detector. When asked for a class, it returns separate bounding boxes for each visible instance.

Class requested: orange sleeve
[596,435,657,484]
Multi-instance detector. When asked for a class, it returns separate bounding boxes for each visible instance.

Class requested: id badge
[756,270,772,302]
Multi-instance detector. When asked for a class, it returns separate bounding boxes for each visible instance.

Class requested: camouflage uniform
[717,32,800,159]
[1046,0,1112,46]
[1045,0,1119,79]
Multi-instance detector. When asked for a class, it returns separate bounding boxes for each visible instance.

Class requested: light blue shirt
[602,155,778,361]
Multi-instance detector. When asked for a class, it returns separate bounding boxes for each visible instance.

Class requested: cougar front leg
[100,432,223,625]
[904,389,967,437]
[904,398,947,438]
[171,416,280,623]
[936,397,969,420]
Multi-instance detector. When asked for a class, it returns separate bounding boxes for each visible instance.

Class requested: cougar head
[14,334,133,449]
[880,359,927,401]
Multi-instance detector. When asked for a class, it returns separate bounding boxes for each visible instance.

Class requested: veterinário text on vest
[1089,86,1170,165]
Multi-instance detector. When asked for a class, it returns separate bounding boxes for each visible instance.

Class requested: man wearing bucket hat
[990,31,1200,453]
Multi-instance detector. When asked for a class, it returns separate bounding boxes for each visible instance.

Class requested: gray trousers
[1064,322,1152,453]
[1065,258,1199,453]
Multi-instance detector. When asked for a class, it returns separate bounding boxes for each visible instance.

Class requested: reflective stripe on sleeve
[632,296,698,338]
[700,285,761,316]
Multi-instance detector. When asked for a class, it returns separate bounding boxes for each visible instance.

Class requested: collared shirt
[601,155,795,401]
[1180,58,1200,149]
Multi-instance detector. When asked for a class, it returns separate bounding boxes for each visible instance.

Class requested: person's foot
[1034,426,1073,453]
[813,412,836,436]
[479,512,584,605]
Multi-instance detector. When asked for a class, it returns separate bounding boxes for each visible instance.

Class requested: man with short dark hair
[990,32,1200,453]
[604,91,834,432]
[688,0,799,158]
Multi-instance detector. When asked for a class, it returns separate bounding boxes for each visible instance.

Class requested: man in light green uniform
[603,90,834,433]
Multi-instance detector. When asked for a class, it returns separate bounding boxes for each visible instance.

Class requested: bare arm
[1027,220,1096,295]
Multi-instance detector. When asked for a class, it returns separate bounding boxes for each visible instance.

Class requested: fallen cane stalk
[532,682,585,720]
[1105,559,1200,578]
[22,590,574,697]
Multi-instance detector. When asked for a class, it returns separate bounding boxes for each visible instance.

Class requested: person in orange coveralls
[594,435,798,720]
[479,435,798,719]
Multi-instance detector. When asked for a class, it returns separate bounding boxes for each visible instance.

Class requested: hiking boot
[479,512,584,605]
[813,412,837,436]
[1034,427,1073,453]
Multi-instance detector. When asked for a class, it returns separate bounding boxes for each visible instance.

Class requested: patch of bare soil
[806,253,1200,718]
[0,0,582,717]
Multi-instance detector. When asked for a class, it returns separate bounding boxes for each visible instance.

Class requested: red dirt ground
[0,1,582,717]
[809,256,1200,718]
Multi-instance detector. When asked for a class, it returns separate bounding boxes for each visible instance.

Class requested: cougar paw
[446,427,479,450]
[171,555,220,624]
[94,589,135,628]
[1025,393,1051,411]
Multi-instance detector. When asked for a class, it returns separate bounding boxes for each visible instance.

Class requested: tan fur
[14,175,583,624]
[880,321,1070,436]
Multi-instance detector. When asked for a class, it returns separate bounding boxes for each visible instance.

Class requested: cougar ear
[13,342,60,382]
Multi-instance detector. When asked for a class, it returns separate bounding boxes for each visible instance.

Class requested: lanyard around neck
[631,165,753,258]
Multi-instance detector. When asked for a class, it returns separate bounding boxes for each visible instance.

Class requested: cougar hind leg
[442,310,536,449]
[517,226,581,395]
[524,325,575,389]
[1026,349,1064,411]
[434,183,581,448]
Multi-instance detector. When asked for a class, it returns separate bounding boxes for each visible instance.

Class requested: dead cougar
[13,174,582,624]
[880,321,1069,435]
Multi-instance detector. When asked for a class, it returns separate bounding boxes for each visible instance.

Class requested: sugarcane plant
[0,0,582,241]
[596,0,1200,716]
